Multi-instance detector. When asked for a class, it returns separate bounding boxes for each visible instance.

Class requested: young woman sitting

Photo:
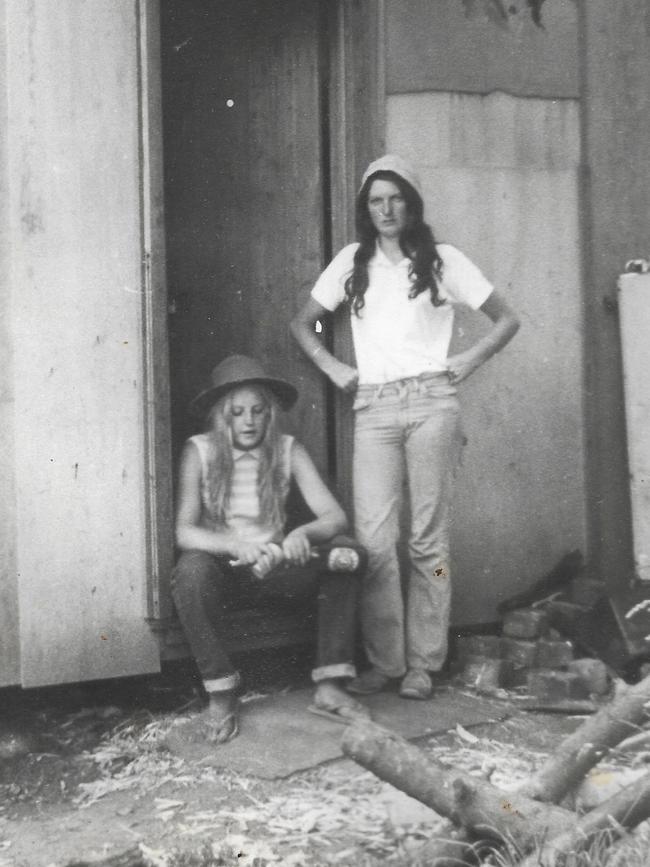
[172,354,369,743]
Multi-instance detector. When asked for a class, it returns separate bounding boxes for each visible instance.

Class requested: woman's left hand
[446,350,482,385]
[282,529,312,565]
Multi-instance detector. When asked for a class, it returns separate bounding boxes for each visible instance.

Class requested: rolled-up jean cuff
[203,671,241,694]
[311,663,356,683]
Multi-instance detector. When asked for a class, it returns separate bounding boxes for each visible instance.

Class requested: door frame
[137,0,175,622]
[327,0,385,511]
[138,0,385,623]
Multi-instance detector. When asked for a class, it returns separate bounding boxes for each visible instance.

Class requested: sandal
[399,668,432,700]
[308,699,371,725]
[171,707,239,744]
[204,711,239,744]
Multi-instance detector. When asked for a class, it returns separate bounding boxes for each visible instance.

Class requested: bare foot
[203,690,239,743]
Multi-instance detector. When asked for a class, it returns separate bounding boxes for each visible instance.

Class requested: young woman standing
[291,155,519,700]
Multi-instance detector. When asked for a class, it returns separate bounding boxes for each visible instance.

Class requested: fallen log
[341,720,574,852]
[517,674,650,803]
[519,770,650,867]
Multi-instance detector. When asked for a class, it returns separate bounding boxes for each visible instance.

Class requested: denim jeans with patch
[352,372,463,677]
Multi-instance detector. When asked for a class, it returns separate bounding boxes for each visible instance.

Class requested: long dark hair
[344,170,444,315]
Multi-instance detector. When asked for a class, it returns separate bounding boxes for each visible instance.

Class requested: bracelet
[311,344,324,359]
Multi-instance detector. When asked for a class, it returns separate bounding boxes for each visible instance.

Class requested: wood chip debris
[68,709,564,863]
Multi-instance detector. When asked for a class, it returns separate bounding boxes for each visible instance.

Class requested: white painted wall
[388,91,586,622]
[3,0,160,685]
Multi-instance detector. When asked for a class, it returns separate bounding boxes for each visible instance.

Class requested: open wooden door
[160,0,329,479]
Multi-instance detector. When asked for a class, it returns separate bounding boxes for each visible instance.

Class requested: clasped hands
[229,529,312,579]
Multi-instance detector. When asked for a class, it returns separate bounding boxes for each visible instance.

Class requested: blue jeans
[352,372,463,676]
[171,538,365,693]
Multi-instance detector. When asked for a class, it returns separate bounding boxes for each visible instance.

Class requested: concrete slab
[164,686,508,779]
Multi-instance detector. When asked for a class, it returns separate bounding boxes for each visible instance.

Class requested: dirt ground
[0,651,645,867]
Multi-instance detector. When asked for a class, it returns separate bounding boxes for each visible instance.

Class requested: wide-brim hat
[190,354,298,418]
[359,154,423,199]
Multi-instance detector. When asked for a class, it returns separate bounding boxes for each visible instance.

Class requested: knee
[326,537,368,575]
[408,537,450,564]
[172,550,221,597]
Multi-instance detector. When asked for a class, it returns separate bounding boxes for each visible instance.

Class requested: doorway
[160,0,331,475]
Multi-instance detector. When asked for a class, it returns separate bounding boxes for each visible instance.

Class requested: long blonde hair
[204,385,288,531]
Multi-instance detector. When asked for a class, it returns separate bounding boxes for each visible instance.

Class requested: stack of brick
[455,607,610,702]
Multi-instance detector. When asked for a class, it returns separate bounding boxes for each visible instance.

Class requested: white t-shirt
[311,242,493,384]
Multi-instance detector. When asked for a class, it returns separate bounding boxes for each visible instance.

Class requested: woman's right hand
[229,541,275,567]
[325,358,359,393]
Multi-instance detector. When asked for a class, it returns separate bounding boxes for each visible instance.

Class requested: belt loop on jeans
[376,383,385,399]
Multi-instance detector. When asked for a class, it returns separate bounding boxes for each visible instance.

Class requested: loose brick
[568,658,610,695]
[501,637,537,668]
[527,669,589,702]
[461,655,512,691]
[502,609,548,640]
[536,639,574,669]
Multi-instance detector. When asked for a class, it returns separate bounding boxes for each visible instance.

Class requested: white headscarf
[360,154,423,198]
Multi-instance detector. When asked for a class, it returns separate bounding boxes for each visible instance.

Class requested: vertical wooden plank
[246,0,327,471]
[618,274,650,583]
[328,0,385,510]
[137,0,174,621]
[580,0,650,587]
[8,0,160,686]
[161,0,328,474]
[0,0,21,686]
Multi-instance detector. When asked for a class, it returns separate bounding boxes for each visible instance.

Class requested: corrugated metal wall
[387,90,584,622]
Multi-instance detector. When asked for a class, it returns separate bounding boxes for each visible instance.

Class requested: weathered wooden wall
[0,0,647,686]
[2,0,160,686]
[161,0,329,477]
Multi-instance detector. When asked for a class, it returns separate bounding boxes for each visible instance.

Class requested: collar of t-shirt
[373,242,410,269]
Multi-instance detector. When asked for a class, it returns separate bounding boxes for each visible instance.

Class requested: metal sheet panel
[386,0,579,99]
[387,91,585,624]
